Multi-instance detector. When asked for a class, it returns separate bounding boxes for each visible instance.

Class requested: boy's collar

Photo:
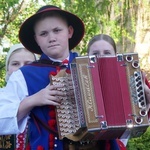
[48,55,69,62]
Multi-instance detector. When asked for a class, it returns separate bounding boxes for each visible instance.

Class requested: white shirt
[0,70,28,135]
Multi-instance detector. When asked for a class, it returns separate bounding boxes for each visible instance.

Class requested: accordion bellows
[50,53,149,142]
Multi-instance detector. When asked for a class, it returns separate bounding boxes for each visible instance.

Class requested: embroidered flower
[66,69,71,74]
[48,120,56,128]
[48,111,56,118]
[37,145,44,150]
[49,71,57,76]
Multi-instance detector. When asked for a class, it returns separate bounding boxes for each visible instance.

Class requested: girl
[0,43,37,149]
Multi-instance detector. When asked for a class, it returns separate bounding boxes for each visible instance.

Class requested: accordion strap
[31,113,58,136]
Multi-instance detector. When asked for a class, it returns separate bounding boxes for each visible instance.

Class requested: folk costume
[21,52,78,149]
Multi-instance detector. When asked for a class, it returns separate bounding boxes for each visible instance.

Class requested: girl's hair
[87,34,117,54]
[6,43,25,71]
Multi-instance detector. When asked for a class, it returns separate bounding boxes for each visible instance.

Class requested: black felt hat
[19,5,85,54]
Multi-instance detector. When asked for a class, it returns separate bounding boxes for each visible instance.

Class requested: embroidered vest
[20,52,77,150]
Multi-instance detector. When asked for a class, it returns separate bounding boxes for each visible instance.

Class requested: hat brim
[19,7,85,54]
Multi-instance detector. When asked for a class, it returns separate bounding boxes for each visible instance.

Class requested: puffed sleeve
[0,70,29,135]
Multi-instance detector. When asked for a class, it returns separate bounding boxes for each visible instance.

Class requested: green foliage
[0,55,6,87]
[63,0,101,54]
[4,2,40,44]
[127,127,150,150]
[0,0,139,53]
[0,0,40,87]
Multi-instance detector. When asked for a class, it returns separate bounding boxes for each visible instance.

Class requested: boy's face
[34,15,73,60]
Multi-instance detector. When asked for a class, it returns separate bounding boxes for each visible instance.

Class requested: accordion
[50,53,149,142]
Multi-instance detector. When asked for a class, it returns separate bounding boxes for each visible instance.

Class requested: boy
[0,5,84,149]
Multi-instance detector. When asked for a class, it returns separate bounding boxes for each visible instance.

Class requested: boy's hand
[33,84,66,106]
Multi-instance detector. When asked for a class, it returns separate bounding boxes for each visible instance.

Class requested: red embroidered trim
[37,145,44,150]
[16,124,28,150]
[48,106,56,149]
[25,144,31,150]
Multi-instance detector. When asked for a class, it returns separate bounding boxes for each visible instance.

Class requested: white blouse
[0,70,28,135]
